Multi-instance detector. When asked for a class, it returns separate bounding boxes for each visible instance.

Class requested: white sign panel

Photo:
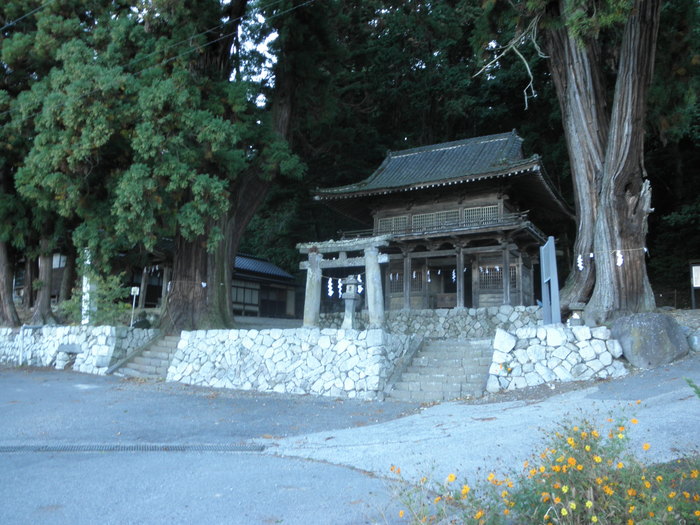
[131,286,140,296]
[693,265,700,288]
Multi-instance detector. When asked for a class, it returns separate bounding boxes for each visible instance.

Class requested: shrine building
[298,130,572,327]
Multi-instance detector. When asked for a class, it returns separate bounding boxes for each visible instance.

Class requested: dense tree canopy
[1,0,698,328]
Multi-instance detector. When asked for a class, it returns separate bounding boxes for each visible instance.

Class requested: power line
[0,0,55,32]
[0,0,318,124]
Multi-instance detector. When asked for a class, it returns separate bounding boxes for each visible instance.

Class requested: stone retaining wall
[166,327,418,400]
[0,326,159,375]
[486,324,627,392]
[320,305,542,339]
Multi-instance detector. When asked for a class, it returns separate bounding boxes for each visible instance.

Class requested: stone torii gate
[297,236,391,328]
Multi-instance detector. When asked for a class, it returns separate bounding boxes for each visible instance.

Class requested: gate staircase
[114,335,181,380]
[388,338,494,402]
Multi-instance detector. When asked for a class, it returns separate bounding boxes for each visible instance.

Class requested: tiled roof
[316,130,534,199]
[234,255,294,280]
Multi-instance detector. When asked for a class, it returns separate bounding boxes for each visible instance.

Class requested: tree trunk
[543,2,609,310]
[22,257,36,309]
[30,238,57,325]
[59,250,76,303]
[159,230,222,333]
[0,241,20,327]
[585,0,661,323]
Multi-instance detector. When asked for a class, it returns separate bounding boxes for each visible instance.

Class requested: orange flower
[642,443,651,451]
[398,510,405,518]
[631,418,638,424]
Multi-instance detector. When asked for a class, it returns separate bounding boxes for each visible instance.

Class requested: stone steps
[388,338,494,403]
[116,335,180,380]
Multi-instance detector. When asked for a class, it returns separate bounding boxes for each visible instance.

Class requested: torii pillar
[302,249,323,327]
[364,246,385,328]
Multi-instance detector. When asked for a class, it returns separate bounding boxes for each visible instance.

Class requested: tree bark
[22,257,36,309]
[542,1,609,310]
[30,237,57,325]
[584,0,661,323]
[0,241,20,327]
[58,250,76,303]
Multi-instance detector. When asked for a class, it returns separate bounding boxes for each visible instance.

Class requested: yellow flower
[461,484,471,497]
[642,443,650,451]
[668,491,676,498]
[628,505,636,513]
[503,509,510,516]
[694,510,700,517]
[487,472,495,482]
[690,469,698,478]
[434,496,441,504]
[420,476,427,484]
[398,510,405,518]
[627,488,637,497]
[562,485,569,494]
[581,431,588,438]
[593,455,602,463]
[539,465,546,473]
[627,520,634,525]
[618,433,625,439]
[585,500,593,508]
[585,445,591,451]
[570,502,577,510]
[567,437,576,447]
[603,485,614,496]
[591,430,600,438]
[644,481,651,489]
[667,505,673,512]
[656,475,663,482]
[561,508,568,516]
[474,509,484,520]
[446,473,456,483]
[617,462,624,469]
[577,464,584,471]
[592,517,598,523]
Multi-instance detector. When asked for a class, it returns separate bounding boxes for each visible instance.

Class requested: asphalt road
[2,353,699,525]
[0,368,419,525]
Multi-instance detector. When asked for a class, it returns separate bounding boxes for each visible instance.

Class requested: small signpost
[691,260,700,309]
[540,236,561,325]
[130,286,140,327]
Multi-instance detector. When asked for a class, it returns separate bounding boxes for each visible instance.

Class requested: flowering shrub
[392,414,699,524]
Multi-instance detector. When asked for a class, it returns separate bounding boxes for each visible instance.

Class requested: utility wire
[0,0,55,31]
[0,0,318,123]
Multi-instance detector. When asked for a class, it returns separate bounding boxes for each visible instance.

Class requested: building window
[388,272,403,293]
[377,215,408,234]
[52,254,67,269]
[411,209,459,231]
[479,265,517,290]
[463,205,499,225]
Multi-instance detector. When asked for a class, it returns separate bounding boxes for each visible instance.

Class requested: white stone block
[579,344,596,362]
[489,362,504,376]
[552,346,570,361]
[590,339,607,356]
[553,365,573,382]
[486,375,500,393]
[514,348,529,364]
[492,350,509,364]
[610,360,628,378]
[515,326,537,339]
[318,336,332,350]
[599,351,613,366]
[536,327,547,341]
[607,340,623,358]
[588,359,604,372]
[591,326,611,340]
[526,344,546,362]
[493,329,516,353]
[545,325,568,347]
[524,372,545,387]
[571,325,591,342]
[534,363,556,382]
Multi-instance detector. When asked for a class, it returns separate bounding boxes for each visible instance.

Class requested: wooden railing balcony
[338,211,546,242]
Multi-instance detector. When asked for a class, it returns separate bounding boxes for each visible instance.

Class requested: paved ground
[1,353,699,524]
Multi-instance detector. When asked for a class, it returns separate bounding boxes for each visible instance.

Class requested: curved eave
[315,159,542,201]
